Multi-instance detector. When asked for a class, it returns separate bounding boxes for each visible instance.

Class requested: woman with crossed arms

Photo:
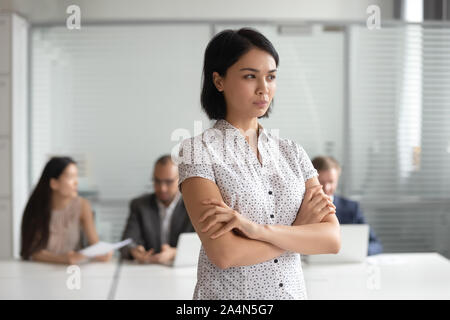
[177,28,340,300]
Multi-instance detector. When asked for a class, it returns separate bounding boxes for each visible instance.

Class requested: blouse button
[279,283,283,288]
[274,259,278,263]
[270,214,274,218]
[268,191,273,195]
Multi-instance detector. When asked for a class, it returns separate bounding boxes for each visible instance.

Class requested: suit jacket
[333,195,383,256]
[120,193,194,259]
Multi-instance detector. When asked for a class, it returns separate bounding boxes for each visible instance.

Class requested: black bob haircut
[200,28,280,120]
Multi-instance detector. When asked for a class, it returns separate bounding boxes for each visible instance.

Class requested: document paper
[79,238,133,258]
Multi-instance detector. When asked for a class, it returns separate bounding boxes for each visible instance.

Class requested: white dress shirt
[177,119,318,300]
[156,191,181,245]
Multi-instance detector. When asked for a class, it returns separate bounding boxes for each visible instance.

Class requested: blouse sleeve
[296,143,318,182]
[177,136,216,193]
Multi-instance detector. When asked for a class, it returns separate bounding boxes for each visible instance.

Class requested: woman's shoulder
[266,132,313,163]
[267,132,300,153]
[78,196,90,207]
[77,197,92,219]
[177,128,222,164]
[179,126,223,146]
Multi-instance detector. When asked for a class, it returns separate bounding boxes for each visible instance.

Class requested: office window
[30,22,449,257]
[349,24,450,256]
[31,24,211,241]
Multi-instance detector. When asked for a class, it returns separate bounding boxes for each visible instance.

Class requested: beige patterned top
[46,196,82,255]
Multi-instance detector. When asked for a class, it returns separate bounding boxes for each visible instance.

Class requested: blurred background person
[312,156,383,256]
[120,154,194,264]
[20,156,113,264]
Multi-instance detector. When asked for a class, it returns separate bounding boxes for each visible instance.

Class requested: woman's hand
[294,185,336,225]
[200,199,261,240]
[65,251,87,265]
[94,250,113,262]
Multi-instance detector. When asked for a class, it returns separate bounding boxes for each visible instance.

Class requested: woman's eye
[244,74,256,79]
[268,75,276,80]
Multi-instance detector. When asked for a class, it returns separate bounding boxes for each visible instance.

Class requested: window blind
[349,24,450,256]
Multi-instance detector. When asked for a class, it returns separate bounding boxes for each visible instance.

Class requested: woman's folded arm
[181,177,285,269]
[256,213,341,255]
[254,176,341,254]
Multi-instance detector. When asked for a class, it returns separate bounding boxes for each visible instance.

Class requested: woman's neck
[224,115,260,147]
[224,115,259,135]
[51,192,73,211]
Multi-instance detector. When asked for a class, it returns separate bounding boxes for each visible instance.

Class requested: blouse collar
[213,119,269,141]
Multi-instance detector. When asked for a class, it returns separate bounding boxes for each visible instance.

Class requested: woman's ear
[212,72,224,92]
[49,178,58,191]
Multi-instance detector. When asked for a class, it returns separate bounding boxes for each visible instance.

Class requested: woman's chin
[255,109,268,118]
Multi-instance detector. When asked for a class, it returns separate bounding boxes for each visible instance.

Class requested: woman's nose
[256,80,269,95]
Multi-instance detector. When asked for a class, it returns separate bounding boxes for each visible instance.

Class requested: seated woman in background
[20,156,112,264]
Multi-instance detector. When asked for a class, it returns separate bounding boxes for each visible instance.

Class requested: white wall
[0,13,28,259]
[0,14,13,259]
[11,14,28,259]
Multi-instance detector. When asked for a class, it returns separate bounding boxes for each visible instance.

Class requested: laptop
[304,224,369,264]
[171,232,202,267]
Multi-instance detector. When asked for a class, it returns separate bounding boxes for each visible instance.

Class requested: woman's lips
[253,101,268,107]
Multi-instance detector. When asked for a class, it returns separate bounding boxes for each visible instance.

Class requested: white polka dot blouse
[177,119,318,299]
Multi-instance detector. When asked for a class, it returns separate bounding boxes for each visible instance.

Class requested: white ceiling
[0,0,394,25]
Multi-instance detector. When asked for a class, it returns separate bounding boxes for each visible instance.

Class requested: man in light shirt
[120,155,194,264]
[312,156,383,256]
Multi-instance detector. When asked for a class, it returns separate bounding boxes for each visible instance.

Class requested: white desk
[303,252,450,299]
[1,253,449,299]
[114,262,196,300]
[0,258,118,299]
[113,253,450,300]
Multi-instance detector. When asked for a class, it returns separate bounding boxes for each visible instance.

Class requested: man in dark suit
[120,154,194,264]
[312,156,383,256]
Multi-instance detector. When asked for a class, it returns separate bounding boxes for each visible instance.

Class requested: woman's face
[214,48,277,120]
[50,163,79,198]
